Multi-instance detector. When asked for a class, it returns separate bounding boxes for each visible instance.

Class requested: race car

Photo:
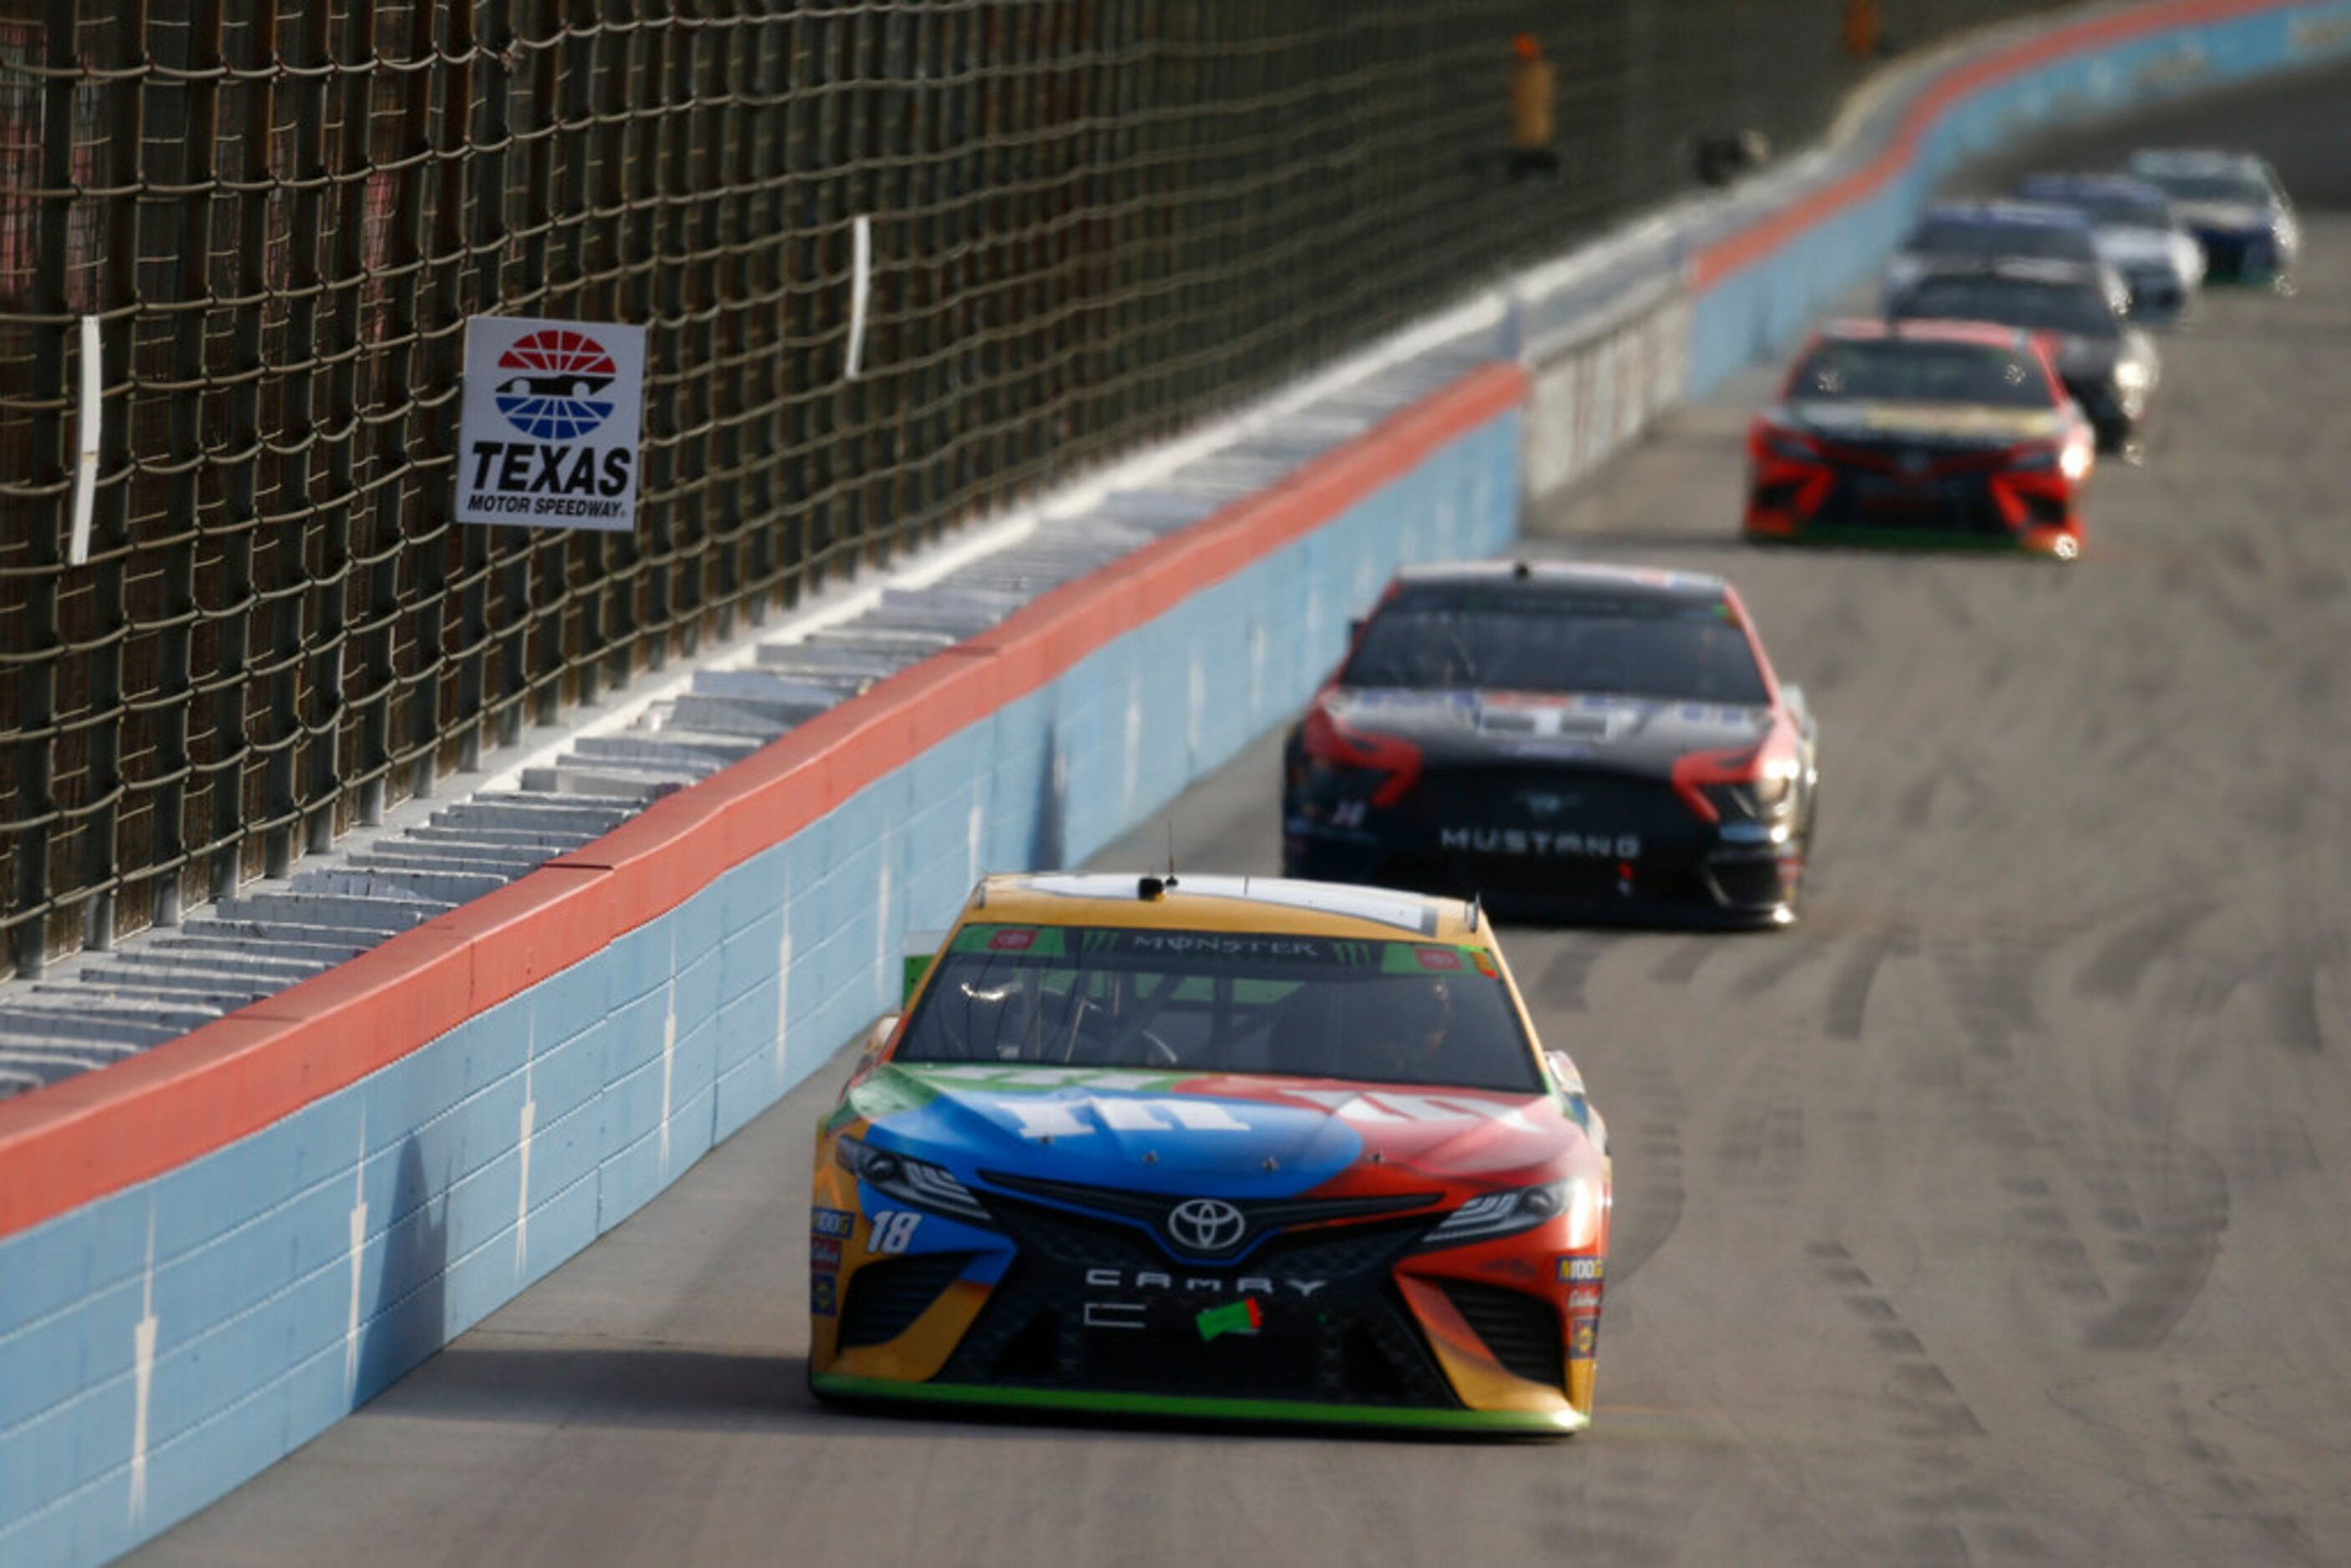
[2125,149,2300,285]
[1280,562,1820,927]
[807,873,1614,1434]
[1887,259,2161,453]
[1881,200,2131,319]
[2013,171,2205,321]
[1743,318,2096,557]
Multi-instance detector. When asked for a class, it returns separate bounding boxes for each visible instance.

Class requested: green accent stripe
[811,1373,1587,1434]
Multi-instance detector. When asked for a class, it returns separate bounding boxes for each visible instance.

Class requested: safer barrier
[8,1,2351,1562]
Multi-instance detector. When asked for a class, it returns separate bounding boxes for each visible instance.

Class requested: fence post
[6,0,78,979]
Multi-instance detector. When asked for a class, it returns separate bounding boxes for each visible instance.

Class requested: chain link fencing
[0,0,2070,976]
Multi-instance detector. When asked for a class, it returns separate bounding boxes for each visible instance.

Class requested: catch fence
[0,0,2065,975]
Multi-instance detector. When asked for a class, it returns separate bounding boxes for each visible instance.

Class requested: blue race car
[2125,150,2300,286]
[2014,173,2204,323]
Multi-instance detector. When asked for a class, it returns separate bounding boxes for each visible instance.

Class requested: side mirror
[1546,1050,1600,1144]
[850,1014,897,1086]
[1545,1050,1585,1096]
[1346,617,1367,645]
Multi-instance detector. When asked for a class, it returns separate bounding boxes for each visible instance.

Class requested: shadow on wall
[377,1345,811,1430]
[356,1136,449,1404]
[1030,725,1066,873]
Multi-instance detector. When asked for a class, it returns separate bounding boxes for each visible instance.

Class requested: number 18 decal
[867,1210,923,1256]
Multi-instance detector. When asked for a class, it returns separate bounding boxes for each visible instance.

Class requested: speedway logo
[456,315,645,532]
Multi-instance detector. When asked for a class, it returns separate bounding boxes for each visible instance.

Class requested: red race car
[1743,319,2096,559]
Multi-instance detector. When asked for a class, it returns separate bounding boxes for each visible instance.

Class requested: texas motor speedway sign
[455,316,647,531]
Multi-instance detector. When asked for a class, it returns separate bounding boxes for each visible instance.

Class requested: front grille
[838,1252,974,1348]
[976,1171,1437,1265]
[1416,765,1693,838]
[942,1206,1460,1408]
[2200,232,2269,278]
[1397,764,1706,903]
[2126,270,2182,312]
[1814,469,2013,538]
[1440,1280,1566,1390]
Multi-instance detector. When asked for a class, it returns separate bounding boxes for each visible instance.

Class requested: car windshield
[895,925,1544,1093]
[2136,169,2269,205]
[1790,337,2053,410]
[2042,190,2174,229]
[1909,216,2097,262]
[1891,276,2119,340]
[1339,589,1770,704]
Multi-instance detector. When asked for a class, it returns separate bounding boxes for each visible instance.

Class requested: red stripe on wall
[1692,0,2296,290]
[0,362,1525,1240]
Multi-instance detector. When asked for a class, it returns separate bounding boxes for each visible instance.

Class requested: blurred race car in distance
[2013,172,2204,321]
[1882,200,2131,318]
[2126,149,2300,284]
[808,872,1613,1434]
[1282,561,1819,928]
[1744,319,2095,558]
[1887,259,2160,453]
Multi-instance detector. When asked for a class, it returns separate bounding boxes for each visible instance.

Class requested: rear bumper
[811,1373,1590,1434]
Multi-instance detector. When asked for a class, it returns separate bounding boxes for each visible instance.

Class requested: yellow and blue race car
[808,873,1613,1434]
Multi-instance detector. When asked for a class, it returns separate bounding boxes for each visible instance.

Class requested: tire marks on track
[1804,1241,2048,1562]
[1826,924,1917,1039]
[2072,898,2217,1000]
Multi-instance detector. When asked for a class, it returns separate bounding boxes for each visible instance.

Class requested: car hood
[1782,398,2065,448]
[1320,685,1772,771]
[2175,200,2271,233]
[2094,225,2186,266]
[843,1063,1588,1196]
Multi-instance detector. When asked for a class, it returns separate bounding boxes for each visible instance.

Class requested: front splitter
[810,1373,1590,1436]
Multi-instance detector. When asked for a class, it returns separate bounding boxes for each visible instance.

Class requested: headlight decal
[1422,1181,1573,1247]
[836,1133,993,1224]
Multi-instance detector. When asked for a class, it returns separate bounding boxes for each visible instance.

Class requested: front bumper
[1282,812,1802,927]
[811,1165,1607,1425]
[1744,456,2080,558]
[2193,226,2290,281]
[2120,265,2191,324]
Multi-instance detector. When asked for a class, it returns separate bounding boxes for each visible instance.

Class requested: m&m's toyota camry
[807,873,1613,1434]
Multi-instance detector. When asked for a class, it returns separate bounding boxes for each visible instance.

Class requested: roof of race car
[1917,198,2094,230]
[959,873,1484,943]
[1893,255,2112,291]
[2015,171,2171,203]
[1819,316,2035,350]
[2128,147,2266,174]
[1390,559,1728,603]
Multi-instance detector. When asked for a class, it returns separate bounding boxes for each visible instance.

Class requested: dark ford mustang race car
[808,873,1613,1434]
[1744,318,2096,557]
[1887,260,2159,454]
[1281,562,1820,927]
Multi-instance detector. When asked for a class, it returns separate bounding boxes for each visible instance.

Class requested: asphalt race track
[135,63,2351,1567]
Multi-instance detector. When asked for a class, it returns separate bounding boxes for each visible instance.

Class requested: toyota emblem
[1167,1197,1248,1254]
[1898,450,1931,478]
